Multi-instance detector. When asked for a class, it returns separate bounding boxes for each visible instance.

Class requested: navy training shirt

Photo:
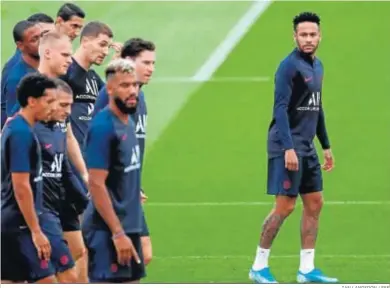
[83,108,142,233]
[1,49,22,128]
[61,59,104,149]
[34,121,87,215]
[3,57,36,117]
[1,115,44,232]
[267,48,330,158]
[94,86,148,166]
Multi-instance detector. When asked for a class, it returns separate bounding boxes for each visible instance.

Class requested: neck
[22,53,39,69]
[38,63,58,78]
[109,101,128,124]
[19,108,36,127]
[73,49,91,71]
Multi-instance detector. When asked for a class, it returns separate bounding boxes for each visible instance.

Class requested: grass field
[2,0,390,284]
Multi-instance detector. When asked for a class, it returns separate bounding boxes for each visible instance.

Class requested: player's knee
[304,194,323,214]
[275,197,296,217]
[72,243,87,262]
[57,268,78,283]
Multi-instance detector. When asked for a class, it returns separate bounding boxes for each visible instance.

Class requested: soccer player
[2,21,41,121]
[94,38,156,266]
[1,14,54,128]
[1,74,73,283]
[55,3,86,42]
[33,78,91,283]
[83,59,144,283]
[61,21,112,149]
[35,31,90,282]
[34,77,89,282]
[249,12,337,284]
[60,21,112,282]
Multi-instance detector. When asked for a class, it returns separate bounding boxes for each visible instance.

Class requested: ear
[106,78,114,97]
[55,16,64,26]
[27,96,37,108]
[15,41,23,51]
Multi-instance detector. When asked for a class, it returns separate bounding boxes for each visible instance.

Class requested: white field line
[154,254,390,260]
[192,0,273,82]
[151,76,271,83]
[145,201,390,207]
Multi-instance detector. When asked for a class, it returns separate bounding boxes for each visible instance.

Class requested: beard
[114,96,138,115]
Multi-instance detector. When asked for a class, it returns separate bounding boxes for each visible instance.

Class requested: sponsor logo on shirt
[124,145,141,173]
[297,92,321,111]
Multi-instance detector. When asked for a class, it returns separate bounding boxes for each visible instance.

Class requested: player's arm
[273,61,298,171]
[9,130,51,260]
[66,123,88,185]
[62,152,89,214]
[4,76,20,117]
[86,124,123,234]
[316,107,330,150]
[273,60,295,150]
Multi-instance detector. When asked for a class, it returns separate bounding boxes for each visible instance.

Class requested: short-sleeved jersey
[268,48,329,158]
[3,58,36,117]
[1,115,44,232]
[34,121,87,215]
[61,59,104,149]
[1,49,22,128]
[94,86,148,166]
[83,108,142,233]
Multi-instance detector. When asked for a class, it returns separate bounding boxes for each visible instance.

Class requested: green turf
[142,1,390,283]
[2,0,390,284]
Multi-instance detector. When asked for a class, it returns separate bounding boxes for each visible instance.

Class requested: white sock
[299,249,315,273]
[252,246,270,271]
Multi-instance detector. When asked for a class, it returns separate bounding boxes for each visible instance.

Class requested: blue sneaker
[249,267,278,283]
[297,268,338,283]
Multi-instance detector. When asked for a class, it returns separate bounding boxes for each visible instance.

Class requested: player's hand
[113,233,141,266]
[285,149,299,171]
[140,190,148,204]
[322,149,334,172]
[31,230,51,261]
[110,42,123,60]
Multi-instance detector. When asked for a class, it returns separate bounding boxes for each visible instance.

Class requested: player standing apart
[249,12,338,284]
[83,59,144,283]
[94,38,156,266]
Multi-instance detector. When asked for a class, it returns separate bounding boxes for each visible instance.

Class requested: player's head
[27,13,55,36]
[50,79,73,122]
[56,3,85,41]
[13,20,41,60]
[17,73,58,121]
[121,38,156,84]
[293,12,321,55]
[39,31,72,76]
[79,21,113,66]
[105,59,138,115]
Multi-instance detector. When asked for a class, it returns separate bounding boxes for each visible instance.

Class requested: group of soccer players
[1,2,155,284]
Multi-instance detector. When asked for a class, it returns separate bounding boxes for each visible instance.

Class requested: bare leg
[252,196,297,271]
[299,192,323,273]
